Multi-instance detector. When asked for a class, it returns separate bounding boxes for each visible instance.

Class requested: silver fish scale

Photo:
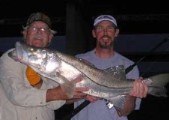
[55,51,133,88]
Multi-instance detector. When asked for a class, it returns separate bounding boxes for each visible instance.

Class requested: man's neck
[95,47,115,59]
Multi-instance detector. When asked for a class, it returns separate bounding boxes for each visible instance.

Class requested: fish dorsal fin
[104,65,127,81]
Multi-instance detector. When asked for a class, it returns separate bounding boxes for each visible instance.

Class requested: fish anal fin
[106,95,126,111]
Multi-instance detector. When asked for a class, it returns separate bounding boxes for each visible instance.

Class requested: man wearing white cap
[72,15,148,120]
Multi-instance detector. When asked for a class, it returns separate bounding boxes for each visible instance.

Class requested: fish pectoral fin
[56,72,70,83]
[60,81,75,98]
[107,95,126,111]
[55,72,75,98]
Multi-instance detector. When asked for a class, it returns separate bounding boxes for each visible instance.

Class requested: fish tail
[145,73,169,97]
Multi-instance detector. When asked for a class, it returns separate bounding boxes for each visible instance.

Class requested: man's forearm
[46,86,69,102]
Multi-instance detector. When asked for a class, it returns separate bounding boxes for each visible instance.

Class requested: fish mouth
[8,41,29,63]
[8,49,18,61]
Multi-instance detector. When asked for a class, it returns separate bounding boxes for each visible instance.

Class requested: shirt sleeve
[46,100,65,110]
[42,77,66,110]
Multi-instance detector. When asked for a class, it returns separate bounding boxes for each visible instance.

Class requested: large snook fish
[8,41,169,109]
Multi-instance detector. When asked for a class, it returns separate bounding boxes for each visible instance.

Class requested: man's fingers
[130,80,148,98]
[141,80,148,97]
[85,95,98,102]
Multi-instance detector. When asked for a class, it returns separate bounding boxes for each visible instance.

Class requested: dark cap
[26,12,52,28]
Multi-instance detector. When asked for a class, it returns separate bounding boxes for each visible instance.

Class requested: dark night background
[0,0,169,120]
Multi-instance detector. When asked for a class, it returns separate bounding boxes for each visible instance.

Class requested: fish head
[8,41,61,74]
[8,42,30,64]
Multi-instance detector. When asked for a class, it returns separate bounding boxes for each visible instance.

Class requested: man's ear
[48,33,53,43]
[22,30,27,40]
[115,28,119,37]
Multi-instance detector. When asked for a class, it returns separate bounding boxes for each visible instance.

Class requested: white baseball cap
[93,15,117,27]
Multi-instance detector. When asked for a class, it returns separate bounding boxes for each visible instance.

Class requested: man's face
[23,21,53,48]
[92,21,119,49]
